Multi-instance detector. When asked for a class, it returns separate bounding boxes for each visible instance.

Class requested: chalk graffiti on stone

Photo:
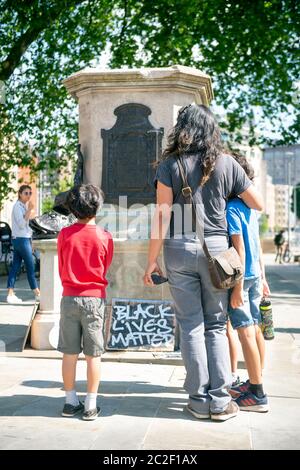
[107,299,175,350]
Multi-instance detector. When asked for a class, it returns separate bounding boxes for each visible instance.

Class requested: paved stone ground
[0,254,299,450]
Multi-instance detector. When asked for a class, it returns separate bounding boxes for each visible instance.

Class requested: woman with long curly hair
[143,104,263,421]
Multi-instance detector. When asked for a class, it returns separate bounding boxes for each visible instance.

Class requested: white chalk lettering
[111,332,128,347]
[159,304,173,317]
[132,303,157,319]
[130,320,145,332]
[109,300,175,349]
[151,333,174,347]
[113,304,130,321]
[157,318,173,334]
[143,318,156,333]
[112,319,124,331]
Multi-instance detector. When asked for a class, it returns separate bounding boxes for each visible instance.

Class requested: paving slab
[0,255,299,450]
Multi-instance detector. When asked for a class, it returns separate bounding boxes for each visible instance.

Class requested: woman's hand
[25,200,35,221]
[230,284,244,309]
[143,260,164,287]
[27,200,34,211]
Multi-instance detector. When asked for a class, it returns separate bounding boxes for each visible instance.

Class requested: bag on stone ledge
[29,211,76,239]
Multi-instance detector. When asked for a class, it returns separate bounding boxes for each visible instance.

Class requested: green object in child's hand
[259,297,274,340]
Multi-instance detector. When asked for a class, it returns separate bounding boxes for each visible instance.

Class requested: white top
[11,200,32,238]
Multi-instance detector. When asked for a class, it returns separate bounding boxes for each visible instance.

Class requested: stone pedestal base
[30,313,60,350]
[31,239,62,350]
[106,238,172,303]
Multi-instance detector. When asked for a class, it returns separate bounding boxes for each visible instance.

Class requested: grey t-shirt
[153,153,252,238]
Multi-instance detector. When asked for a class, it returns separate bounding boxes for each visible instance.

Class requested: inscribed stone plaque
[101,103,164,205]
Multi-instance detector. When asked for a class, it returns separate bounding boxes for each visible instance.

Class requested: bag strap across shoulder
[176,156,212,261]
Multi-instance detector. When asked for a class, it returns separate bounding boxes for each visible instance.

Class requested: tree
[0,0,299,208]
[41,176,73,214]
[259,213,269,237]
[0,0,114,208]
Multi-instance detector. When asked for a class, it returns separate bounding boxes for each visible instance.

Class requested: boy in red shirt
[57,184,113,420]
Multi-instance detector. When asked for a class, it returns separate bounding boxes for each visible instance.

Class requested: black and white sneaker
[82,406,101,421]
[61,401,84,417]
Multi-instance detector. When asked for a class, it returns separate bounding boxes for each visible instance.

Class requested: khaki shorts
[58,296,105,357]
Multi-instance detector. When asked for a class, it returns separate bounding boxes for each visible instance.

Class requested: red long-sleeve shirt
[57,223,114,298]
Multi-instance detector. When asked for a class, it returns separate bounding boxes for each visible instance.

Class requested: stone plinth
[106,239,171,303]
[30,239,61,350]
[62,64,214,305]
[63,65,213,189]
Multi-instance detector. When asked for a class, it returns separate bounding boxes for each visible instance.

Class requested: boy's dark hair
[230,150,255,181]
[66,184,104,219]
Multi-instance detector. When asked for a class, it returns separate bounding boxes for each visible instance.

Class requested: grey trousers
[164,234,232,414]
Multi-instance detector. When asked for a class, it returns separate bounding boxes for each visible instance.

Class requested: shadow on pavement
[20,379,186,395]
[266,271,300,296]
[275,327,300,334]
[0,324,28,352]
[0,393,195,421]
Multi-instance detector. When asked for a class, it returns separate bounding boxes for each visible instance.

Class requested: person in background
[57,184,113,421]
[7,185,40,304]
[226,152,270,413]
[274,229,286,264]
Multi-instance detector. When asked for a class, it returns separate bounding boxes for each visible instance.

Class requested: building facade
[263,144,300,186]
[265,174,275,232]
[274,184,290,230]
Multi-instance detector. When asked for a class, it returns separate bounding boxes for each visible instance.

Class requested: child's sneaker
[235,391,269,412]
[230,379,250,398]
[61,401,84,417]
[82,406,101,421]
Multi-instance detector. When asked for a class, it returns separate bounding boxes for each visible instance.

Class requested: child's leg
[255,324,265,371]
[226,320,239,382]
[249,277,266,375]
[230,279,268,407]
[81,297,105,416]
[58,296,83,412]
[84,355,101,413]
[86,355,101,393]
[237,326,262,384]
[62,353,80,406]
[62,353,79,390]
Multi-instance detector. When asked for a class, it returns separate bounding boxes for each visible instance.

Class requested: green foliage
[0,0,114,208]
[259,213,269,237]
[0,0,299,208]
[41,196,54,214]
[41,176,73,214]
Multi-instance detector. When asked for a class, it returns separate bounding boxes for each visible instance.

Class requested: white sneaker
[7,294,23,304]
[35,295,40,302]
